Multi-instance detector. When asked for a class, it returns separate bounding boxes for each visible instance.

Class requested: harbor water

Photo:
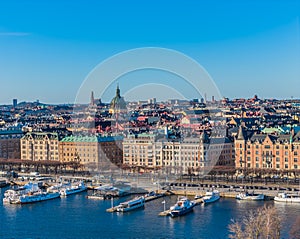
[1,186,299,239]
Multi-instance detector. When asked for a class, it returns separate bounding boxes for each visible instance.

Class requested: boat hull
[170,206,194,217]
[274,197,300,203]
[60,187,87,196]
[116,197,145,212]
[14,192,60,204]
[117,203,144,212]
[236,193,265,201]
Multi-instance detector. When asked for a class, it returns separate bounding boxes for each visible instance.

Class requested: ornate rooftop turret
[237,125,246,140]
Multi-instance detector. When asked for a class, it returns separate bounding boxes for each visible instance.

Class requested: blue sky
[0,0,299,104]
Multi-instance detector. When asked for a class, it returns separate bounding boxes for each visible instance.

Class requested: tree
[228,205,281,239]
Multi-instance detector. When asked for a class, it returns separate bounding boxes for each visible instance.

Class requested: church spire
[116,83,121,98]
[90,91,95,105]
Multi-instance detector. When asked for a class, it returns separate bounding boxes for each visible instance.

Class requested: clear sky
[0,0,299,104]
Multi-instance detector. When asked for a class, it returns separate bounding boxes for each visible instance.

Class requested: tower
[235,125,247,169]
[13,99,18,108]
[90,91,95,106]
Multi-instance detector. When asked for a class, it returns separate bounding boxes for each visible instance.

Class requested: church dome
[110,85,127,113]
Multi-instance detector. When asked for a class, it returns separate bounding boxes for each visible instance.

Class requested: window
[276,164,280,169]
[265,145,271,149]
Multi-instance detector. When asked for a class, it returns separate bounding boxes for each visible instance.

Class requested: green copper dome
[110,84,126,111]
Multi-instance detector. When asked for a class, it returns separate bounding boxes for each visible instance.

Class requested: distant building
[59,135,123,170]
[13,99,18,108]
[123,133,157,169]
[21,132,59,161]
[235,126,300,171]
[0,127,23,159]
[123,132,234,174]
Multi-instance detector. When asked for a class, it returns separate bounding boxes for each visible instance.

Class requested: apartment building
[0,127,23,159]
[59,135,123,170]
[21,132,59,161]
[235,126,300,171]
[123,132,235,174]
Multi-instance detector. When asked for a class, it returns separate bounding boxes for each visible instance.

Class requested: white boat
[60,181,87,196]
[202,190,220,204]
[95,182,131,197]
[274,192,300,203]
[116,196,145,212]
[15,190,60,204]
[169,197,196,217]
[3,182,60,204]
[194,195,203,200]
[87,194,106,200]
[3,182,40,204]
[236,191,265,201]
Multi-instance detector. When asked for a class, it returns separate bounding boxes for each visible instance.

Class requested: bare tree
[289,216,300,239]
[228,205,281,239]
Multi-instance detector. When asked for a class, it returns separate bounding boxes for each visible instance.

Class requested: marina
[1,186,299,239]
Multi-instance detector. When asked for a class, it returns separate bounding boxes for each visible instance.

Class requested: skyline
[0,0,299,104]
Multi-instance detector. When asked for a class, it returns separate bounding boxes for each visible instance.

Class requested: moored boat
[274,192,300,203]
[236,191,265,201]
[116,196,145,212]
[3,182,40,204]
[60,181,87,196]
[169,196,196,217]
[202,190,220,204]
[15,190,60,204]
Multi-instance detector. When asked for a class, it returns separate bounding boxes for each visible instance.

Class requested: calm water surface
[0,186,299,239]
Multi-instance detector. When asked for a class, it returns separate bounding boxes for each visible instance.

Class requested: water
[1,187,299,239]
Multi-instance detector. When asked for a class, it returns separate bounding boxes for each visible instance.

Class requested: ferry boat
[60,181,87,196]
[15,190,60,204]
[274,192,300,203]
[169,197,196,217]
[116,196,145,212]
[202,190,220,204]
[3,182,40,204]
[236,191,265,201]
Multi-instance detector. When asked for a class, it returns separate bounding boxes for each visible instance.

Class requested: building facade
[0,127,23,159]
[59,135,123,170]
[122,132,235,174]
[235,126,300,171]
[21,132,59,161]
